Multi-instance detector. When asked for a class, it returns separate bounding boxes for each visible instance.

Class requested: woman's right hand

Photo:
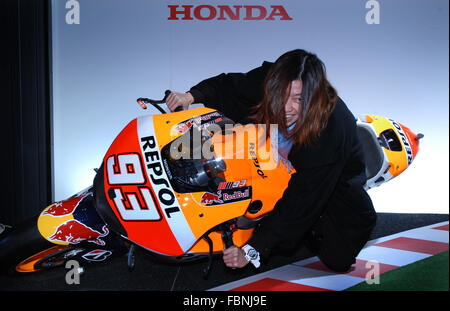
[166,91,194,112]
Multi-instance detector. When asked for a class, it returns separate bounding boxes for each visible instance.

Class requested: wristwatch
[242,244,261,268]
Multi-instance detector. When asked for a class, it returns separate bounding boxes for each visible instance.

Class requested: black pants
[305,186,377,272]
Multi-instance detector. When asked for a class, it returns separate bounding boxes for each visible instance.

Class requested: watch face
[246,248,259,260]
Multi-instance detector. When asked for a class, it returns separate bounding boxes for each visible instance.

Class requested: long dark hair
[252,49,338,147]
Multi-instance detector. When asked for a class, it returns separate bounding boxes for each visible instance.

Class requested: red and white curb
[208,221,449,291]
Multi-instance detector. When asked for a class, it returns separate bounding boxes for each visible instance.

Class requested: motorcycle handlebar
[137,90,183,113]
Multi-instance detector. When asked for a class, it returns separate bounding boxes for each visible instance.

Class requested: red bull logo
[42,194,88,217]
[199,187,252,206]
[200,191,223,205]
[49,220,109,246]
[222,189,250,201]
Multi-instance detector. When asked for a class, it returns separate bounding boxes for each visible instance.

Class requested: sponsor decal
[222,189,250,201]
[140,135,181,219]
[175,120,193,134]
[249,142,267,179]
[49,221,109,246]
[389,119,413,165]
[217,180,247,190]
[137,115,197,252]
[82,249,113,262]
[200,187,251,206]
[42,194,89,217]
[174,111,224,134]
[200,191,224,205]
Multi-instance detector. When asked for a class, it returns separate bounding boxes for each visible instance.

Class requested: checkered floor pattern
[209,221,449,291]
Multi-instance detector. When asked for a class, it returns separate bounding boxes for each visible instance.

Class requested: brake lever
[136,90,172,113]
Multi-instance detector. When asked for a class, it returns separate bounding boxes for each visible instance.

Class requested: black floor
[0,212,448,291]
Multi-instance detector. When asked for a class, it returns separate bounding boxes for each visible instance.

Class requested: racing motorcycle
[0,91,423,276]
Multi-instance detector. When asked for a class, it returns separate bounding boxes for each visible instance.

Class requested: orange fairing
[208,124,292,219]
[399,122,420,159]
[189,123,292,253]
[101,108,293,256]
[102,117,191,256]
[15,246,67,273]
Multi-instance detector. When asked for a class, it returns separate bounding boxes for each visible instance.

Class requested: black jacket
[188,62,376,261]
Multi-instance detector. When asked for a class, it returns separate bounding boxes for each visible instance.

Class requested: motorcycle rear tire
[0,215,62,274]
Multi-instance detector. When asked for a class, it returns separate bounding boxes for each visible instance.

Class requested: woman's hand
[166,91,194,112]
[223,246,249,268]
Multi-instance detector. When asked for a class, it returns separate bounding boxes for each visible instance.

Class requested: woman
[166,49,377,272]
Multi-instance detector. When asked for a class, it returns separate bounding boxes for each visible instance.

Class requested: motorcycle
[0,91,423,277]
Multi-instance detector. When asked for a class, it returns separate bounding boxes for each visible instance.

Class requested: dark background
[1,0,51,226]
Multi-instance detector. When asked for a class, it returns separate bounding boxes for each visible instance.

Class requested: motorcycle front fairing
[94,108,292,258]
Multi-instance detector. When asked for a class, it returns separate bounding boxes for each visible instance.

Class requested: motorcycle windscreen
[101,116,197,257]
